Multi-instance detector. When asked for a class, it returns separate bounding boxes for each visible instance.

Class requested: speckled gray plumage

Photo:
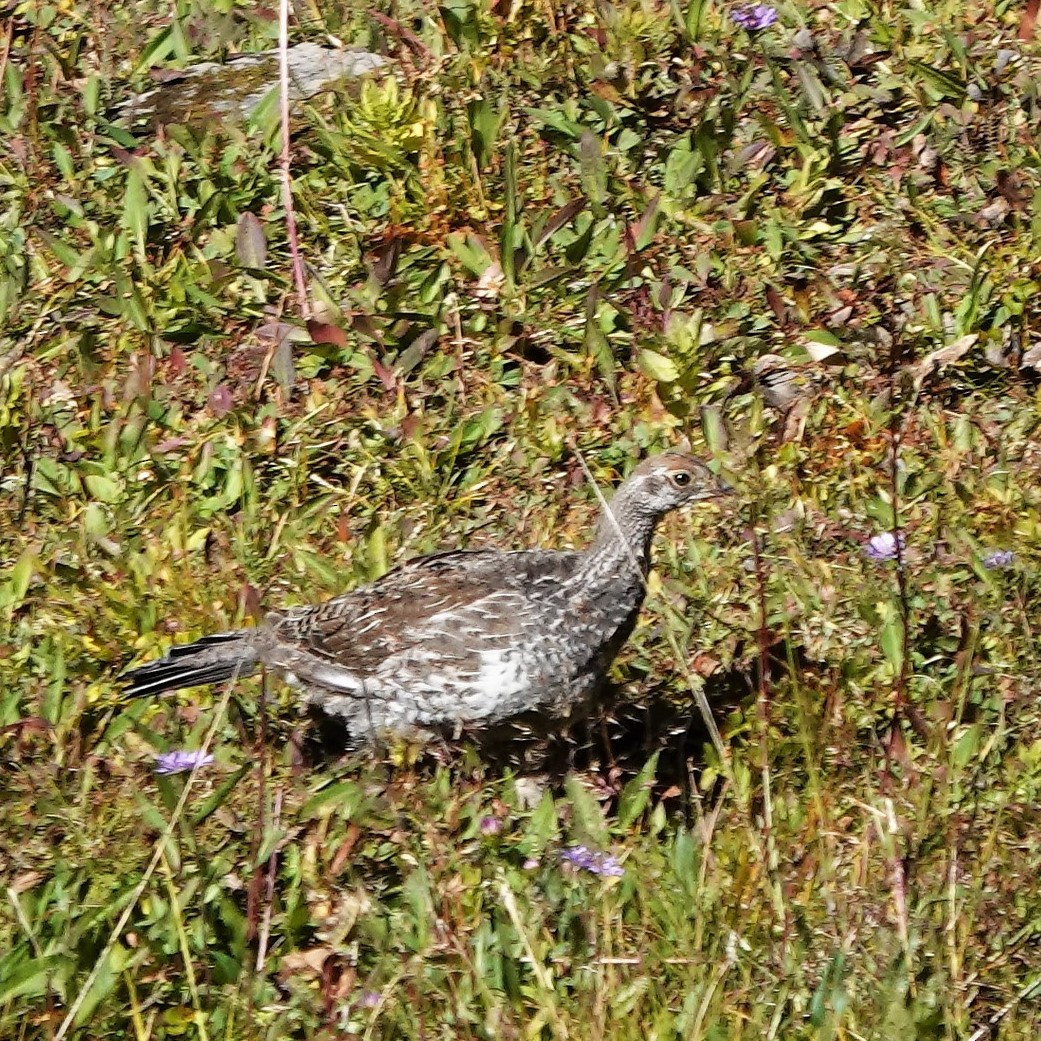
[124,452,730,742]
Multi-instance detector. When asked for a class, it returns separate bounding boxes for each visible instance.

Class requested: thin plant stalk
[278,0,310,318]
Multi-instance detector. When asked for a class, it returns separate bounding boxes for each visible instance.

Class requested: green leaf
[0,956,60,1004]
[802,329,843,347]
[34,228,84,272]
[85,473,123,503]
[565,774,609,846]
[134,24,181,72]
[81,501,108,537]
[584,313,616,391]
[579,129,607,211]
[439,0,481,49]
[880,615,904,672]
[522,106,585,140]
[501,140,519,285]
[638,348,680,383]
[617,752,659,830]
[670,827,697,891]
[664,135,699,197]
[300,780,367,819]
[795,63,828,114]
[909,60,967,101]
[133,789,170,833]
[190,763,251,825]
[468,95,506,170]
[72,946,122,1026]
[953,725,981,769]
[122,164,149,265]
[0,548,35,610]
[564,219,595,264]
[52,141,75,181]
[671,0,707,39]
[445,232,493,277]
[520,787,559,855]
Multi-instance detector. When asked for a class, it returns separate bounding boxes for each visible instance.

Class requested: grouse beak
[711,476,736,499]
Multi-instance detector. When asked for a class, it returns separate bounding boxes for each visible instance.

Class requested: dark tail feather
[123,630,260,698]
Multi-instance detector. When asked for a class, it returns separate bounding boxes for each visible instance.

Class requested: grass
[3,0,1041,1037]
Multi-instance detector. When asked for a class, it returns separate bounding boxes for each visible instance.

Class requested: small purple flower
[357,990,381,1009]
[479,815,502,836]
[865,532,906,562]
[560,845,624,878]
[154,750,214,775]
[731,4,778,30]
[983,549,1015,570]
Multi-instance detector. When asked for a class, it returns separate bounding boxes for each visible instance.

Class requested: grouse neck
[586,497,659,576]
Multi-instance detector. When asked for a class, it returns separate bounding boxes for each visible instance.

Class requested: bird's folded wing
[268,550,525,675]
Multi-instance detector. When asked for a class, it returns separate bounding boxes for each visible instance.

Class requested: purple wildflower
[865,532,906,562]
[154,750,214,775]
[983,549,1015,570]
[560,845,625,878]
[731,5,778,30]
[479,815,502,836]
[357,990,381,1009]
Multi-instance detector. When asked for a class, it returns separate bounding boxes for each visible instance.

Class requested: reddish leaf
[257,320,295,345]
[1019,0,1039,38]
[167,345,188,376]
[348,313,382,342]
[124,351,155,399]
[690,652,722,678]
[534,197,586,247]
[886,724,913,773]
[369,237,402,285]
[329,825,362,877]
[238,581,263,621]
[148,67,188,83]
[765,285,788,324]
[280,947,334,979]
[629,193,661,252]
[154,436,188,453]
[208,385,233,417]
[306,319,349,347]
[997,169,1030,206]
[399,413,422,440]
[1,717,52,740]
[371,353,397,392]
[366,9,433,57]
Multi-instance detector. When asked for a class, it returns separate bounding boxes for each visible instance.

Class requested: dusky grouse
[124,452,731,742]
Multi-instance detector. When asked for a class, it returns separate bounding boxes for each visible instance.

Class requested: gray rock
[120,43,388,129]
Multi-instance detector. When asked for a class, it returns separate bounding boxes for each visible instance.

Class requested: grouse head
[624,451,733,517]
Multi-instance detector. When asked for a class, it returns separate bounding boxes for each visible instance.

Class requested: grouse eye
[671,470,692,487]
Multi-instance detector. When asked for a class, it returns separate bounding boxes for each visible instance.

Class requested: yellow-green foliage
[340,76,429,173]
[3,0,1041,1037]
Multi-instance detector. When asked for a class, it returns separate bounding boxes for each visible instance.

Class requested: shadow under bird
[124,452,732,744]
